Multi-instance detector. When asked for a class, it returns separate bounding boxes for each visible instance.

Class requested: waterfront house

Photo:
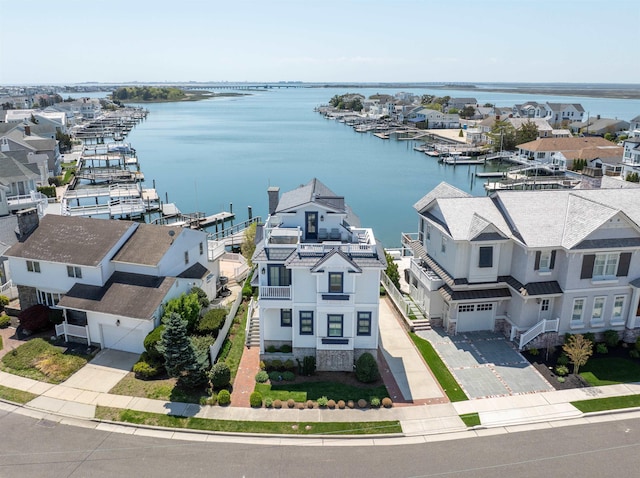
[251,179,386,371]
[512,102,585,126]
[569,116,630,136]
[621,137,640,179]
[402,182,640,348]
[0,151,49,215]
[515,136,621,171]
[0,125,61,176]
[629,115,640,137]
[3,213,225,353]
[407,108,460,129]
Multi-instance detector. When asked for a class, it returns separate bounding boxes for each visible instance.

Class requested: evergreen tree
[158,312,206,389]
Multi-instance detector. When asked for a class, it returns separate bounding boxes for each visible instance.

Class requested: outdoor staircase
[404,296,431,331]
[245,310,261,348]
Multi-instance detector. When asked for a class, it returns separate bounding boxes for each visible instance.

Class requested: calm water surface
[123,88,640,247]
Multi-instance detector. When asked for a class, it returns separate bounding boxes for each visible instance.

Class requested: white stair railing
[519,318,560,350]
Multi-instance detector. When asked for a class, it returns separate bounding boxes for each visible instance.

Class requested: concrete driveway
[61,349,139,393]
[417,329,553,399]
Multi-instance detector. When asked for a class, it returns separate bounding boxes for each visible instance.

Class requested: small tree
[355,352,379,383]
[208,362,231,389]
[163,292,201,333]
[562,334,593,375]
[158,312,206,389]
[385,252,401,290]
[240,222,257,267]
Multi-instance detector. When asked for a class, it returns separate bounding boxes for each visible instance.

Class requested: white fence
[55,322,91,346]
[519,318,560,350]
[208,289,244,364]
[0,280,18,300]
[380,271,412,327]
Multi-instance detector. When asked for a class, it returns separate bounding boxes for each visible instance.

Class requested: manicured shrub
[283,359,295,371]
[273,399,282,409]
[382,397,393,408]
[297,402,305,409]
[557,376,566,383]
[355,352,379,383]
[133,360,159,379]
[317,396,329,407]
[603,329,620,348]
[302,355,316,376]
[271,359,283,371]
[347,400,355,409]
[306,400,315,409]
[217,389,231,406]
[584,332,596,349]
[18,304,52,333]
[269,371,283,382]
[242,283,253,299]
[337,400,346,409]
[204,393,217,406]
[197,308,227,336]
[250,391,263,408]
[255,370,269,383]
[0,295,10,310]
[557,353,569,366]
[596,343,609,354]
[370,397,381,408]
[282,371,295,381]
[0,314,11,328]
[528,347,539,356]
[265,397,273,408]
[555,365,569,377]
[327,399,336,409]
[266,345,277,353]
[280,344,292,354]
[357,399,368,409]
[143,325,165,361]
[287,398,295,408]
[191,286,210,308]
[208,362,231,389]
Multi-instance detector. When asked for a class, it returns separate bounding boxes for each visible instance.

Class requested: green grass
[0,335,3,351]
[95,407,402,435]
[223,302,248,381]
[0,384,37,404]
[460,412,481,427]
[579,357,640,386]
[109,372,208,404]
[409,332,468,402]
[0,338,89,384]
[571,394,640,413]
[260,381,388,403]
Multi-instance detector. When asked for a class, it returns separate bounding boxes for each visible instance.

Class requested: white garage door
[101,325,144,354]
[456,303,494,333]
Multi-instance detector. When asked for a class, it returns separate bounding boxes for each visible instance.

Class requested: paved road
[2,411,640,477]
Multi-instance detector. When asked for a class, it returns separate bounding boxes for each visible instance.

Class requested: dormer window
[328,272,343,293]
[478,246,493,268]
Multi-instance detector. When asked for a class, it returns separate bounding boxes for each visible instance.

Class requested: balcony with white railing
[259,285,292,300]
[7,191,49,214]
[409,257,444,291]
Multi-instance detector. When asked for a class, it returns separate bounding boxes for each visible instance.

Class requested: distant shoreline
[121,91,251,104]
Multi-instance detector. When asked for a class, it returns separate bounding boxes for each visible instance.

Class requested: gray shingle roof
[439,285,511,302]
[499,276,563,297]
[113,223,184,266]
[413,181,470,213]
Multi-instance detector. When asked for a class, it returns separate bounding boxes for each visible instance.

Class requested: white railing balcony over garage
[259,286,292,300]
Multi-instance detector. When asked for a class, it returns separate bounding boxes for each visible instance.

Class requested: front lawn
[460,412,481,427]
[409,332,468,402]
[109,373,209,404]
[0,384,37,404]
[258,381,388,403]
[0,338,89,383]
[579,357,640,386]
[96,407,402,435]
[220,301,247,381]
[572,394,640,413]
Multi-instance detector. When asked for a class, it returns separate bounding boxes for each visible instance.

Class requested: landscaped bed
[0,338,90,383]
[95,406,402,435]
[108,373,209,404]
[256,378,388,403]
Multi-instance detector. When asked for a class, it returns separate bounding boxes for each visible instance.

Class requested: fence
[380,271,413,328]
[208,288,244,364]
[0,280,18,300]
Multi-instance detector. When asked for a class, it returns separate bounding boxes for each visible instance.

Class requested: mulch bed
[289,370,384,388]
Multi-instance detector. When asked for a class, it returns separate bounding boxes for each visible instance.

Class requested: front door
[305,212,318,240]
[539,298,551,320]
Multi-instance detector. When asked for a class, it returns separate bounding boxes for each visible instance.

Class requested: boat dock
[475,171,507,178]
[153,204,235,230]
[484,177,581,192]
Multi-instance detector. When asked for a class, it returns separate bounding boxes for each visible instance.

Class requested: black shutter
[550,250,556,270]
[534,251,541,270]
[617,252,632,277]
[580,254,595,279]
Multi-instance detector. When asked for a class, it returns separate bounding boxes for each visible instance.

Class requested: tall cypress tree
[158,312,205,389]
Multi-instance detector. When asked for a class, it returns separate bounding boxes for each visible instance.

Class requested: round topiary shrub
[217,389,231,406]
[280,344,292,354]
[133,360,159,379]
[283,359,295,371]
[0,314,11,328]
[255,370,269,383]
[273,399,282,409]
[555,365,569,377]
[357,399,368,409]
[143,325,165,361]
[265,397,273,408]
[316,396,328,407]
[250,391,263,408]
[296,402,305,409]
[282,371,295,381]
[370,397,381,408]
[208,362,231,389]
[347,400,355,409]
[269,371,283,382]
[327,399,336,409]
[355,352,379,383]
[287,398,295,408]
[271,359,283,371]
[382,397,393,408]
[306,400,315,409]
[337,400,346,409]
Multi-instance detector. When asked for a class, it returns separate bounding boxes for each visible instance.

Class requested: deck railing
[259,286,292,300]
[519,318,559,350]
[55,322,91,346]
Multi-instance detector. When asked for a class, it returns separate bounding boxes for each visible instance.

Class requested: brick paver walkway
[230,346,260,407]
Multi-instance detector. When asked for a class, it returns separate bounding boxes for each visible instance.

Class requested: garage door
[101,325,144,354]
[456,303,494,333]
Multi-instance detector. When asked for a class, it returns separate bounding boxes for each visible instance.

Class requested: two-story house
[515,136,622,171]
[252,179,386,371]
[402,182,640,349]
[621,137,640,178]
[4,212,224,353]
[407,108,460,129]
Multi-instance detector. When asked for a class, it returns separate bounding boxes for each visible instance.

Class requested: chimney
[16,208,39,241]
[267,186,280,215]
[24,125,31,136]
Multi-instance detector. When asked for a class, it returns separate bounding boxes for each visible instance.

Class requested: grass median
[0,385,37,404]
[571,394,640,413]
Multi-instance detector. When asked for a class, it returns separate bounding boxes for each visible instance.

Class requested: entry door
[539,298,551,320]
[305,212,318,240]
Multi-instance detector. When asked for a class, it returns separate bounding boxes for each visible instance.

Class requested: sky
[1,0,639,85]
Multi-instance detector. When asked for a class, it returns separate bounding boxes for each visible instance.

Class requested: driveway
[61,349,139,393]
[416,329,553,399]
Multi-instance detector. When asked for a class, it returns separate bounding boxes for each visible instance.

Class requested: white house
[515,136,622,171]
[622,137,640,178]
[402,182,640,349]
[252,179,386,371]
[407,108,460,129]
[4,213,225,353]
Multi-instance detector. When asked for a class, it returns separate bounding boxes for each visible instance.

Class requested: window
[199,242,204,255]
[184,251,189,264]
[458,304,475,313]
[612,295,626,324]
[280,309,292,327]
[426,224,431,241]
[593,253,618,278]
[478,246,493,268]
[268,265,291,286]
[535,250,556,271]
[299,311,314,335]
[591,297,605,326]
[477,303,493,311]
[581,252,631,280]
[67,265,82,278]
[537,152,545,159]
[37,289,60,307]
[327,314,343,337]
[26,260,40,273]
[328,272,343,293]
[441,237,447,253]
[540,299,550,312]
[357,312,372,336]
[571,298,585,326]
